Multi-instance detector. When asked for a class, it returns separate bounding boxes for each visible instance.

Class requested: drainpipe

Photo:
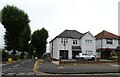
[100,38,103,59]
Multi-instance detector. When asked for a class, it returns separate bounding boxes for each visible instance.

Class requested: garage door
[59,50,68,59]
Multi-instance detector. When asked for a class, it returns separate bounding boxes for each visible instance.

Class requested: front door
[59,50,68,59]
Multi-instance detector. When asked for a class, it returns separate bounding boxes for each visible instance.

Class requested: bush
[2,50,9,61]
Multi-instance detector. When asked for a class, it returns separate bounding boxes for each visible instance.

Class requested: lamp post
[63,38,66,59]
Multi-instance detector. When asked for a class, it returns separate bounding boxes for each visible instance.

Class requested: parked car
[76,53,96,61]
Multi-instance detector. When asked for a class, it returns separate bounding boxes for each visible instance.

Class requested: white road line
[6,73,16,75]
[21,61,25,64]
[3,68,11,72]
[26,72,35,75]
[111,64,120,67]
[8,68,11,70]
[13,64,20,68]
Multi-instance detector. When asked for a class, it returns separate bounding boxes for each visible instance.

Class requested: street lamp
[63,38,66,59]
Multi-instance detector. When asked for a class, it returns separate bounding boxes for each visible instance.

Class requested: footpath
[37,60,119,74]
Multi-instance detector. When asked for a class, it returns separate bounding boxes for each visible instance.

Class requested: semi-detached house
[49,30,96,60]
[95,30,120,59]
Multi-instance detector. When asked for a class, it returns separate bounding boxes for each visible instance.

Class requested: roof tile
[95,30,119,39]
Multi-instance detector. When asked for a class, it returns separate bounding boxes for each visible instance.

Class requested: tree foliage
[1,5,30,59]
[28,43,34,59]
[31,28,48,58]
[20,24,31,59]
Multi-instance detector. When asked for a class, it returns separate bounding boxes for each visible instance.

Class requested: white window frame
[85,40,92,44]
[73,40,77,45]
[61,38,68,44]
[106,39,113,44]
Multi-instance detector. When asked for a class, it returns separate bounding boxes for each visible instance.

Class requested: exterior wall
[96,39,118,49]
[50,38,81,59]
[50,32,96,60]
[96,39,119,58]
[57,38,72,59]
[52,38,59,59]
[81,33,96,56]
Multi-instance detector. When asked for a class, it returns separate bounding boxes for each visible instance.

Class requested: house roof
[57,30,83,39]
[95,30,119,39]
[49,30,95,43]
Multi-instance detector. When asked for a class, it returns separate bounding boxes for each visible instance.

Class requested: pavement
[39,60,119,74]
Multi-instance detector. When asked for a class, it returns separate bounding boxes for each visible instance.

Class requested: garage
[72,46,81,59]
[72,51,81,59]
[59,50,68,59]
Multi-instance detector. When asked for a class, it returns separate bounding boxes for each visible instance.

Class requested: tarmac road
[2,59,36,76]
[1,60,120,77]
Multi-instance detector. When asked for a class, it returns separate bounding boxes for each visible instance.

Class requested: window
[61,38,63,43]
[66,38,68,43]
[86,51,92,55]
[85,40,92,44]
[118,39,120,45]
[106,39,112,44]
[73,40,77,44]
[61,38,68,44]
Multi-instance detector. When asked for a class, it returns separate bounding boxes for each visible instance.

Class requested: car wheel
[91,57,95,60]
[80,57,84,61]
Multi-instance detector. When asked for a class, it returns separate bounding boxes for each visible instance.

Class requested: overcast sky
[0,0,120,51]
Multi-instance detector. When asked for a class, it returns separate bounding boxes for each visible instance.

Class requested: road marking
[8,68,11,70]
[6,73,16,75]
[26,72,35,75]
[58,66,64,69]
[111,65,120,67]
[2,72,36,76]
[13,64,20,68]
[16,72,26,75]
[22,61,26,64]
[3,68,12,72]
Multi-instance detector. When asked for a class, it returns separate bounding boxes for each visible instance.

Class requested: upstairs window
[73,40,77,44]
[61,38,63,43]
[85,40,92,44]
[61,38,68,44]
[106,39,113,44]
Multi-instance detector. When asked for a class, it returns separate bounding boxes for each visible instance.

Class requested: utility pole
[63,38,66,59]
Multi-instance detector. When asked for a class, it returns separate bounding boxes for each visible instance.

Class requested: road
[2,59,36,76]
[1,59,120,77]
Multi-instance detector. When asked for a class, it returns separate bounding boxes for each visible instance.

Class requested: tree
[1,5,30,59]
[31,28,48,58]
[28,43,34,59]
[20,25,31,59]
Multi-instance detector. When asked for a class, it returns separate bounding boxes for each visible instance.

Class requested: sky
[0,0,120,51]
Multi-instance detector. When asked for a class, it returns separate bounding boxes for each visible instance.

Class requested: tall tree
[28,43,34,59]
[1,5,30,59]
[31,28,48,58]
[20,24,31,59]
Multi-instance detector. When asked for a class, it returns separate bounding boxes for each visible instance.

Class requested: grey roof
[57,30,83,39]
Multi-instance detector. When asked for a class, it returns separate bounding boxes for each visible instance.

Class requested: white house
[95,30,120,59]
[49,30,96,60]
